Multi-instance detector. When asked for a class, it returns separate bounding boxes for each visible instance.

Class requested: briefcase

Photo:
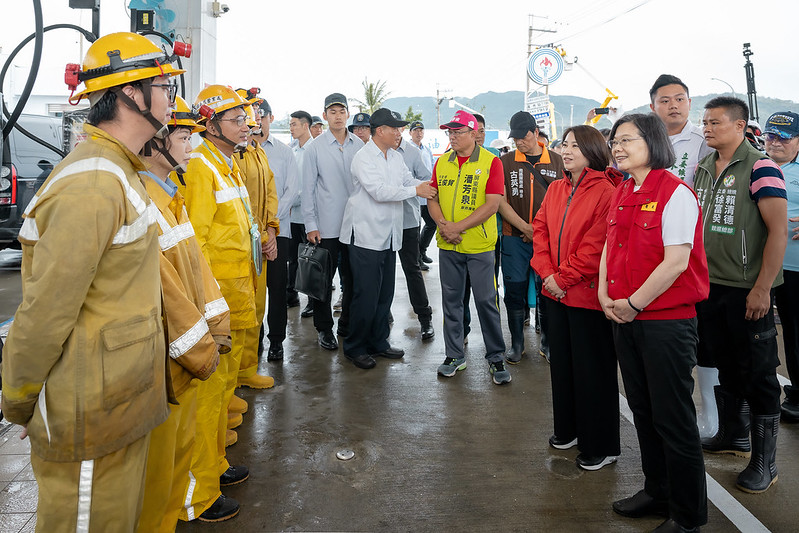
[295,243,331,301]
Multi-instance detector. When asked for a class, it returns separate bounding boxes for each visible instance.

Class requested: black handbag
[295,243,332,301]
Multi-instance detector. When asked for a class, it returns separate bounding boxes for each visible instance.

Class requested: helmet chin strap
[207,122,244,152]
[113,78,170,137]
[144,136,187,185]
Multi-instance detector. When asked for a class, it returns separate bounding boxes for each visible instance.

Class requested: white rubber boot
[696,366,720,439]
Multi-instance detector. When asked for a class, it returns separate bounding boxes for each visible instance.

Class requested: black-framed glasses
[216,115,248,127]
[151,82,178,103]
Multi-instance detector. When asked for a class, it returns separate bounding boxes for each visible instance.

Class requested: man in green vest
[427,110,510,385]
[693,96,787,494]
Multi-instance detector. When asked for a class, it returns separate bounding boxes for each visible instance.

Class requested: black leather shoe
[286,294,300,308]
[421,253,433,264]
[198,494,240,522]
[372,347,404,359]
[420,262,430,271]
[612,490,669,518]
[301,301,314,318]
[267,343,284,361]
[548,435,577,450]
[319,330,338,350]
[345,353,377,369]
[420,320,435,341]
[653,518,700,532]
[220,465,249,487]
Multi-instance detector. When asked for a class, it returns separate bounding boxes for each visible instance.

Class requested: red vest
[605,169,709,320]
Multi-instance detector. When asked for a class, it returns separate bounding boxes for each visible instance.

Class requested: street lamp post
[710,77,736,99]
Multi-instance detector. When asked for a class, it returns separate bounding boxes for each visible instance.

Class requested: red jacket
[605,169,709,320]
[532,167,623,310]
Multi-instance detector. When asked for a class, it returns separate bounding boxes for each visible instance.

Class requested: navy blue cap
[348,112,371,132]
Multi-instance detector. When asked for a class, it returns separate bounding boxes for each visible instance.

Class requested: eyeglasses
[216,115,248,127]
[445,129,471,138]
[764,132,798,143]
[608,137,643,150]
[151,83,178,103]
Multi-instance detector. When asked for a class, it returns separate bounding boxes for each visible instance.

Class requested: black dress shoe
[345,353,377,369]
[420,321,435,341]
[372,347,404,359]
[612,489,669,518]
[286,294,300,308]
[319,330,338,350]
[267,343,284,361]
[421,253,433,264]
[198,494,240,522]
[220,465,249,486]
[420,262,430,271]
[301,301,314,318]
[653,519,700,532]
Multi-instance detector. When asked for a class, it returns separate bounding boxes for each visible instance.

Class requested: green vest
[435,145,498,254]
[693,139,783,288]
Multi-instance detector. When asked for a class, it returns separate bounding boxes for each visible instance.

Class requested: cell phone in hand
[594,107,610,114]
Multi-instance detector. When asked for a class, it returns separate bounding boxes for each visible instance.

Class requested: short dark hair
[609,113,676,170]
[87,90,118,125]
[473,113,486,127]
[705,96,749,123]
[290,110,312,127]
[562,125,612,172]
[649,74,689,103]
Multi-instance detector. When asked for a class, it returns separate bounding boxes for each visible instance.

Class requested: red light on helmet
[65,63,81,90]
[173,41,192,58]
[196,104,215,120]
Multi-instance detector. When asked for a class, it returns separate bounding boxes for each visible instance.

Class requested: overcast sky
[3,0,797,121]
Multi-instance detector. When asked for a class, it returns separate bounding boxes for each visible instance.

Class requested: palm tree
[352,78,390,114]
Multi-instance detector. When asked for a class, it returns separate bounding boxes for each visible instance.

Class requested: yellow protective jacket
[143,172,232,398]
[236,141,279,238]
[180,139,257,330]
[1,125,168,462]
[435,145,499,254]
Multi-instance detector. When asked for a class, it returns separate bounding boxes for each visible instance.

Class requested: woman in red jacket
[531,125,623,471]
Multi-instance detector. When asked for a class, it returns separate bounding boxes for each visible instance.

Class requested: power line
[558,0,658,43]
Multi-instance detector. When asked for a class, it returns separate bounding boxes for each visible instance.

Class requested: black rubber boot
[736,413,779,493]
[780,385,799,423]
[505,308,526,364]
[701,386,751,457]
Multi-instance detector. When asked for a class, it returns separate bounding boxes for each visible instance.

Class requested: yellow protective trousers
[137,382,198,532]
[30,433,149,533]
[239,264,267,379]
[178,367,226,521]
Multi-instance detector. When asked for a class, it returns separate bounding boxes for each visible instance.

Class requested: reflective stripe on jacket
[1,124,168,461]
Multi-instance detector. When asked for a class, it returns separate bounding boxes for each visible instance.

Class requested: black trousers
[313,238,352,333]
[419,205,436,256]
[775,270,799,390]
[614,318,707,528]
[287,222,306,298]
[545,298,619,457]
[343,245,394,356]
[265,236,290,344]
[697,283,781,415]
[398,226,432,321]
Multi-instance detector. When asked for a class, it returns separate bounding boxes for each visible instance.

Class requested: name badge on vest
[641,201,658,212]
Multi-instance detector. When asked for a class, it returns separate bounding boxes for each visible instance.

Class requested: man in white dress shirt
[339,108,436,369]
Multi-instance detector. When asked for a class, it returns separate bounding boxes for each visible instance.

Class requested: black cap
[347,112,371,132]
[508,111,538,139]
[311,115,324,126]
[409,120,424,131]
[370,108,409,128]
[260,99,272,115]
[324,92,348,110]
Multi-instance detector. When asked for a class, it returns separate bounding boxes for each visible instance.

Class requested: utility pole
[743,43,759,123]
[525,14,557,110]
[435,85,451,128]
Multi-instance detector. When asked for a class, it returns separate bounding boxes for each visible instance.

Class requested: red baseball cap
[440,110,478,130]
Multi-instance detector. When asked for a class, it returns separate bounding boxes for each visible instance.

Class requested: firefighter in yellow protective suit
[136,97,236,529]
[235,88,279,387]
[0,32,179,531]
[178,85,263,522]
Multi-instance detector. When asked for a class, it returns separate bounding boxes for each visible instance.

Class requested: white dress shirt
[396,139,433,229]
[668,120,713,188]
[340,140,425,251]
[261,134,300,238]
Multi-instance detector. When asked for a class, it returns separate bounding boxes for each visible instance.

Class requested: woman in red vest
[531,126,623,471]
[598,113,709,533]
